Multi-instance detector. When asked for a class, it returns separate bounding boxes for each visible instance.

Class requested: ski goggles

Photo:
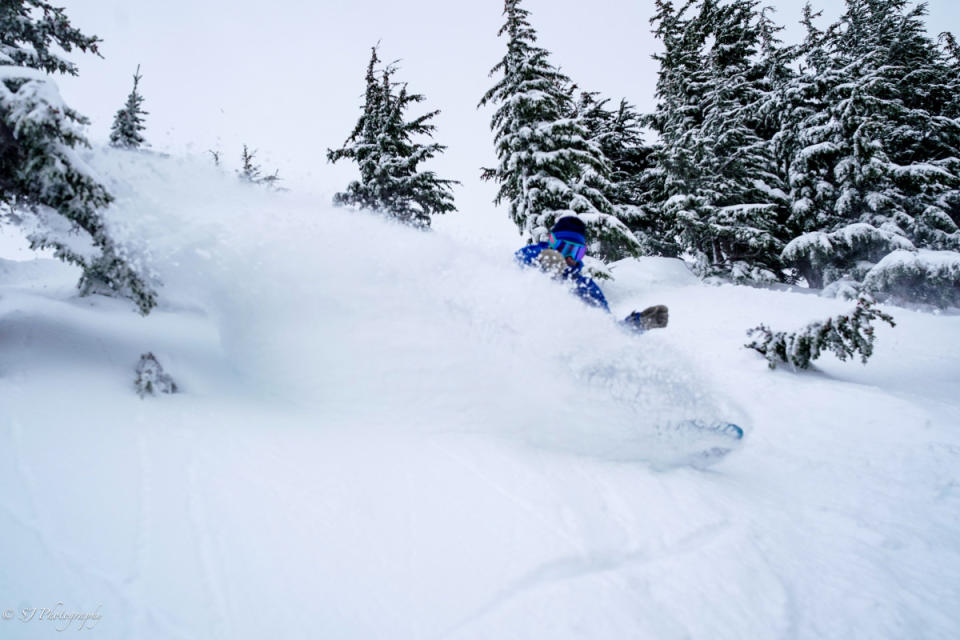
[548,233,587,263]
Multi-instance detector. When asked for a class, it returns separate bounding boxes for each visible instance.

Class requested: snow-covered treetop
[0,0,103,76]
[109,64,148,150]
[328,45,457,226]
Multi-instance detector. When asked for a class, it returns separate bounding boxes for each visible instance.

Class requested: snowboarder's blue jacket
[515,243,610,312]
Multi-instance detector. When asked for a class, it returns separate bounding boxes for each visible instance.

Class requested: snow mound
[608,256,699,288]
[602,257,699,310]
[0,257,76,286]
[864,248,960,309]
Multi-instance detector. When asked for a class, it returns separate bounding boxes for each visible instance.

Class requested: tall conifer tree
[479,0,641,261]
[576,93,669,256]
[770,4,839,278]
[329,47,457,228]
[649,0,786,281]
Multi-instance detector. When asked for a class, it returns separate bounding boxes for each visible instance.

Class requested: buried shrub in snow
[781,224,916,290]
[746,295,896,370]
[135,352,177,397]
[237,144,281,188]
[784,230,960,309]
[862,250,960,310]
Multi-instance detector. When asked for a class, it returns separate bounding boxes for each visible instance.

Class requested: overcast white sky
[55,0,960,238]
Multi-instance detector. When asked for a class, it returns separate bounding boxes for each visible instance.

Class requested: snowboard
[655,419,745,468]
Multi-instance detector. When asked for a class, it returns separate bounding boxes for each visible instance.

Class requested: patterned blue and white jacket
[514,243,610,312]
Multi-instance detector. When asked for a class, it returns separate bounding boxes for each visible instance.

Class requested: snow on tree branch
[746,294,896,370]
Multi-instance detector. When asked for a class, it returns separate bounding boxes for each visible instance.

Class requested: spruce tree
[699,0,789,281]
[328,47,384,213]
[649,0,787,281]
[109,64,147,149]
[328,47,457,228]
[940,32,960,125]
[645,0,700,260]
[782,0,960,292]
[0,0,156,313]
[479,0,641,261]
[576,93,669,257]
[770,4,841,289]
[941,31,960,66]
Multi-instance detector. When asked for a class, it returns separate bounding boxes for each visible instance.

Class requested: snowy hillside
[1,150,959,639]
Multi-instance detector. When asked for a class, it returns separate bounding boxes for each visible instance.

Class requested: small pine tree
[237,144,280,187]
[479,0,641,260]
[0,0,156,313]
[328,47,458,228]
[109,64,148,149]
[746,294,896,369]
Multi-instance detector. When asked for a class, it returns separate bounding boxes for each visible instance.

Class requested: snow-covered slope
[1,150,959,639]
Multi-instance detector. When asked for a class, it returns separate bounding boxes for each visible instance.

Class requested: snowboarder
[515,216,669,332]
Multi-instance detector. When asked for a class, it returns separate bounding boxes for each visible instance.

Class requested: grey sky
[56,1,960,239]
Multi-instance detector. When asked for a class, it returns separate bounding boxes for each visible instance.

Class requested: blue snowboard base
[655,420,744,468]
[675,420,744,440]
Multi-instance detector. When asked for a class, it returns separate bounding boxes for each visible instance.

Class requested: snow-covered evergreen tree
[0,0,156,313]
[109,64,148,149]
[768,5,840,288]
[782,0,960,294]
[576,93,670,257]
[371,65,458,226]
[479,0,641,260]
[649,0,787,281]
[699,0,790,281]
[940,31,960,124]
[328,47,383,213]
[645,0,700,261]
[328,47,457,228]
[747,294,895,369]
[941,31,960,65]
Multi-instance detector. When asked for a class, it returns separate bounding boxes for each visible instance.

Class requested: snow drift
[1,150,959,640]
[88,149,742,463]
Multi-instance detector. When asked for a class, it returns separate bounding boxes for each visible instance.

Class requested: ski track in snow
[1,151,959,639]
